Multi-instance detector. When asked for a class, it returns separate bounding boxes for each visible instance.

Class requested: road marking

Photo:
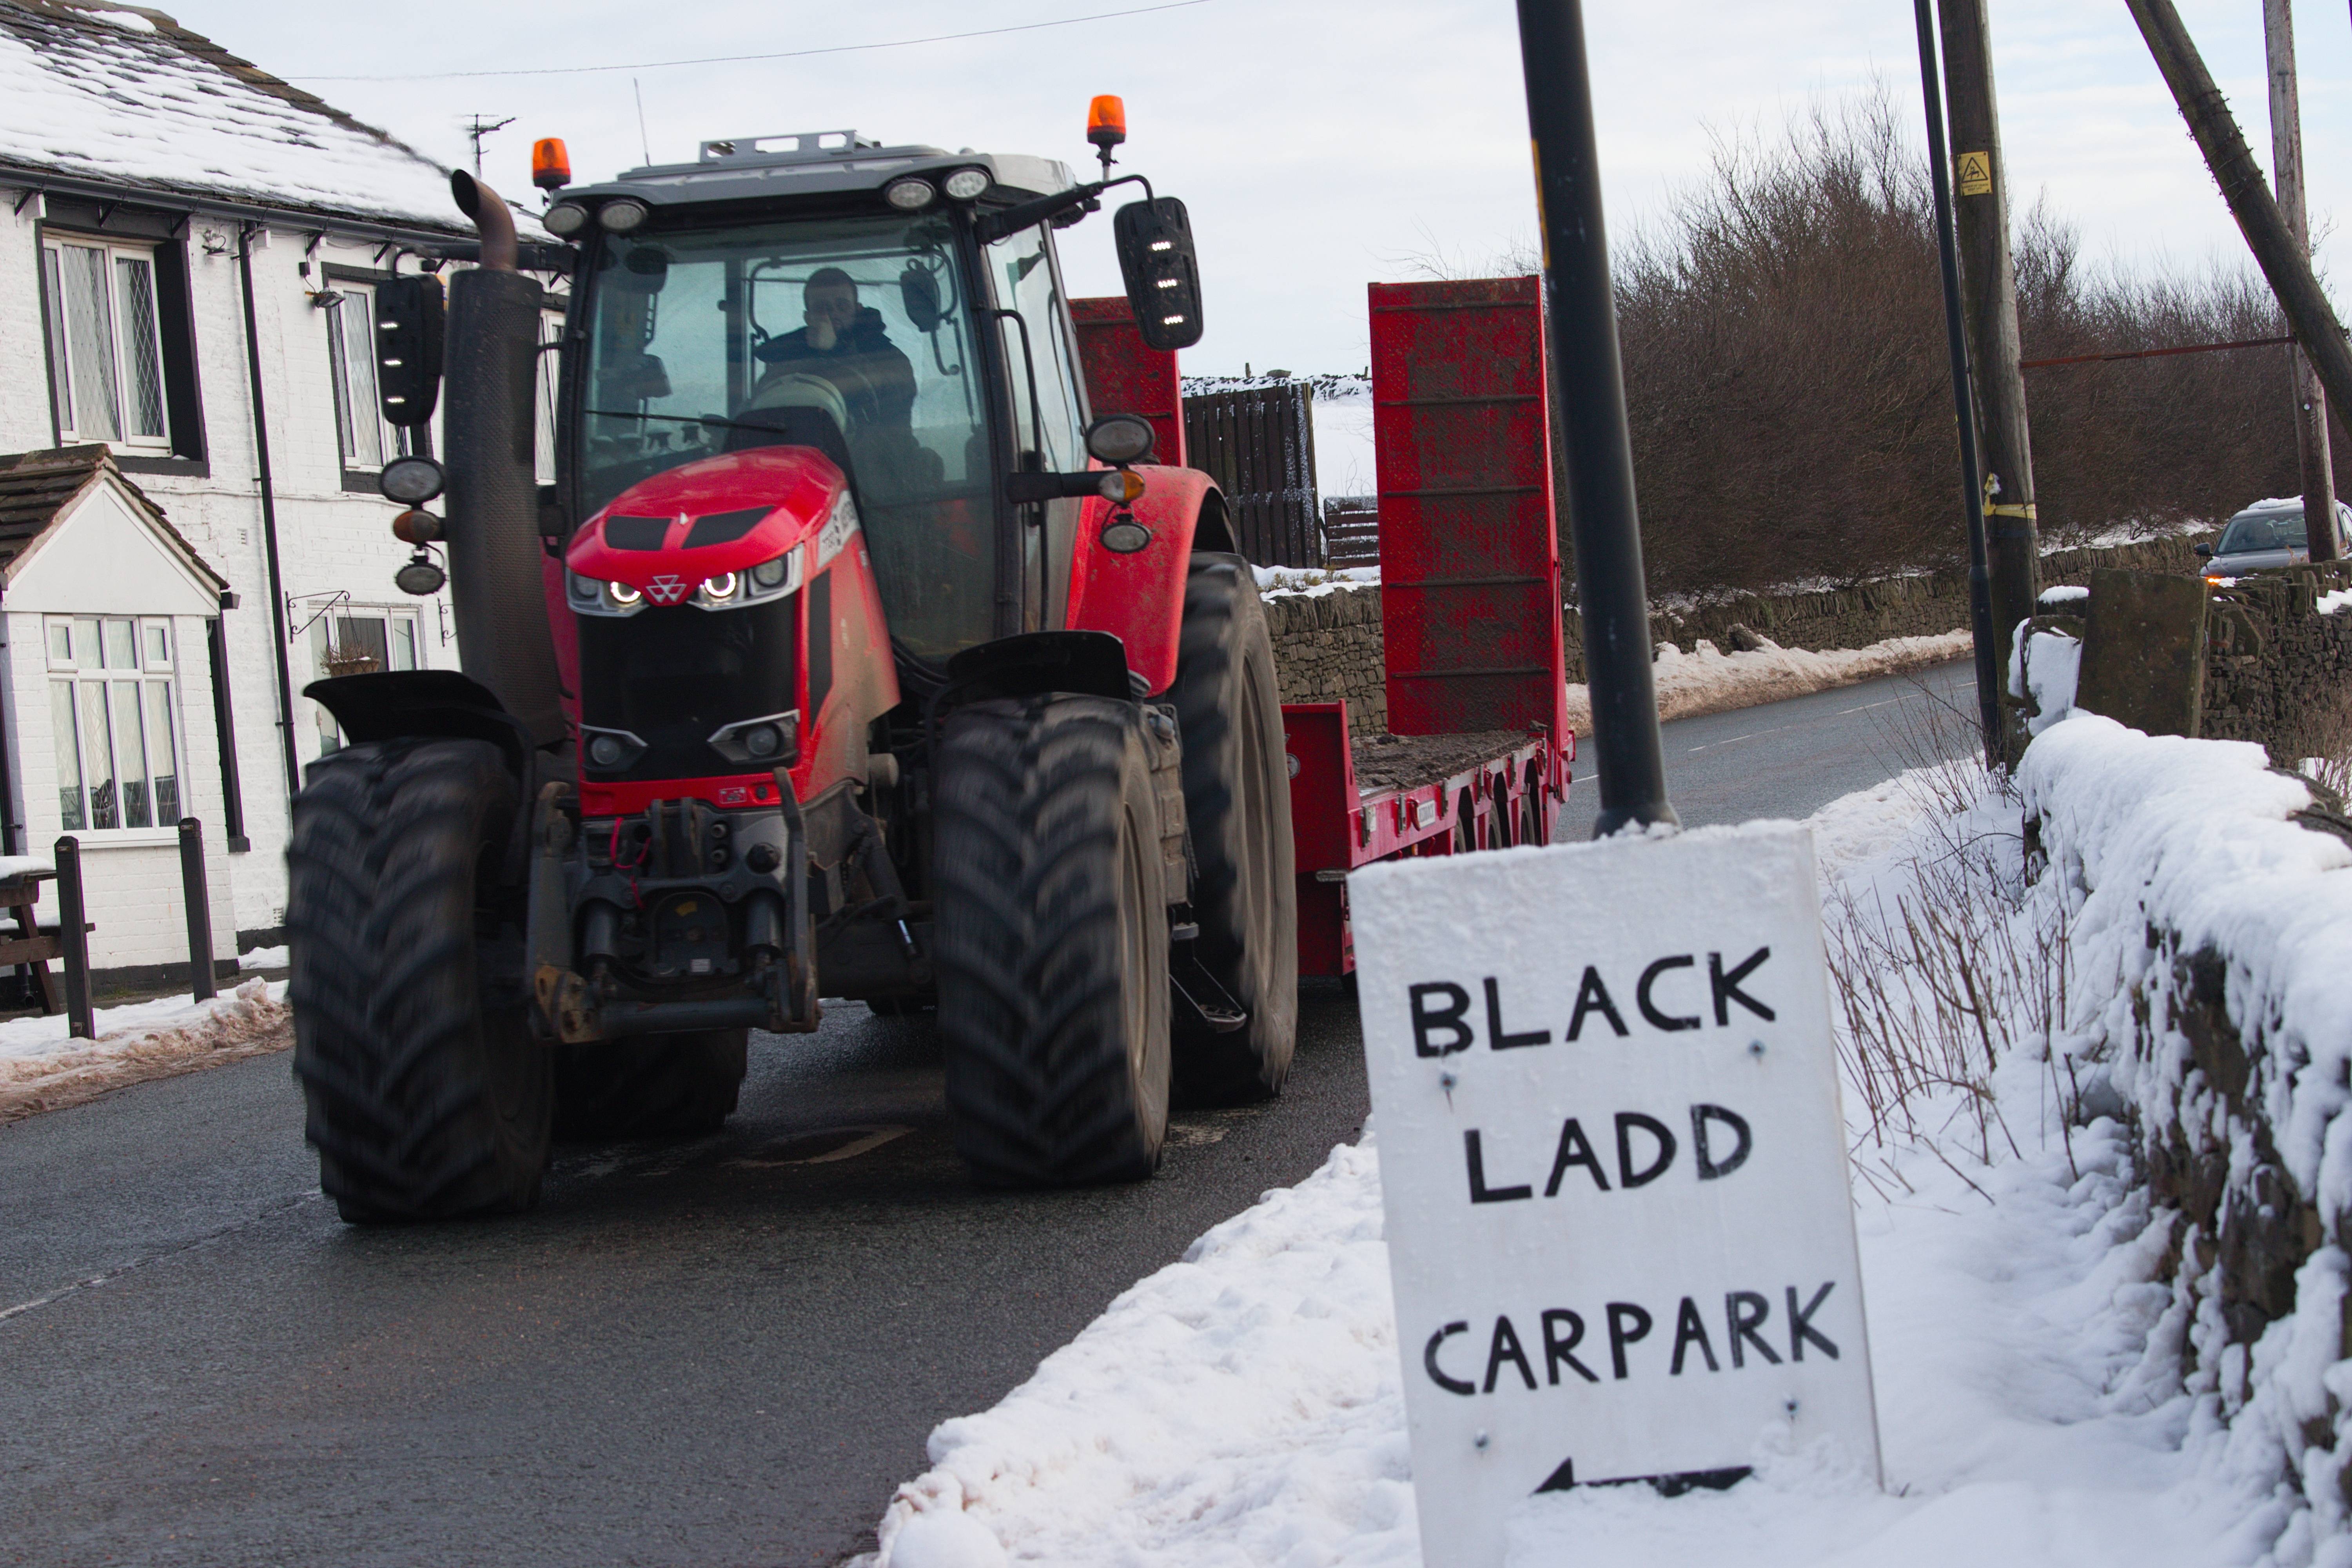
[0,1188,323,1327]
[728,1124,912,1168]
[1837,699,1897,715]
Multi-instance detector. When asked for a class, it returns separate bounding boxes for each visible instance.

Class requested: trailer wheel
[1167,553,1298,1105]
[289,739,549,1223]
[934,695,1170,1185]
[552,1030,748,1140]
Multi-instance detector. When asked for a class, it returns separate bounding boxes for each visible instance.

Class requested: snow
[0,9,461,228]
[1568,630,1973,734]
[2318,587,2352,616]
[238,945,289,969]
[2040,585,2091,605]
[865,714,2352,1566]
[0,977,289,1123]
[1311,376,1379,500]
[0,854,53,879]
[1256,564,1380,598]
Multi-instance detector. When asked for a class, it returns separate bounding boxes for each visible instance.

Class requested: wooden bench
[0,870,64,1014]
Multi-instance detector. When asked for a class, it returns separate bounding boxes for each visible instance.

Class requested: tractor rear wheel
[933,694,1171,1185]
[1167,553,1298,1105]
[288,738,550,1223]
[552,1030,748,1140]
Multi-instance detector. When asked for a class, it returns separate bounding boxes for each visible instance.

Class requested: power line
[287,0,1211,83]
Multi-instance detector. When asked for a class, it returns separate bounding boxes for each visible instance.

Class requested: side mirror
[899,262,944,334]
[376,275,445,428]
[1084,413,1156,466]
[2193,543,2213,557]
[1114,196,1203,352]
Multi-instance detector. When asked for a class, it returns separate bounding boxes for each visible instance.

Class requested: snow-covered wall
[2020,716,2352,1534]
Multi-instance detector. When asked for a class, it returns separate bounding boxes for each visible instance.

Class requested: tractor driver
[751,267,918,432]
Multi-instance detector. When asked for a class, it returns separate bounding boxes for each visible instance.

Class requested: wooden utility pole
[1937,0,2041,705]
[2264,0,2339,560]
[2127,0,2352,513]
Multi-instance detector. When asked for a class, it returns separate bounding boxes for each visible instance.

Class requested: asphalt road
[0,660,1976,1568]
[1559,658,1977,840]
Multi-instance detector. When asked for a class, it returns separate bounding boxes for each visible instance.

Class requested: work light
[942,167,991,201]
[598,199,649,232]
[884,178,936,211]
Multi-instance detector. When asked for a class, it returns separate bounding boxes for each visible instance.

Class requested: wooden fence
[1182,382,1322,568]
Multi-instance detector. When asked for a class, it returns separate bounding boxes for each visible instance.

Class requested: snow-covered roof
[0,1,466,233]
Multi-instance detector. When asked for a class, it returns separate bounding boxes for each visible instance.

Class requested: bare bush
[1604,89,2343,598]
[1828,684,2075,1194]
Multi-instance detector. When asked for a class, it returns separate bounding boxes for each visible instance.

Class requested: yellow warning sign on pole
[1956,150,1992,196]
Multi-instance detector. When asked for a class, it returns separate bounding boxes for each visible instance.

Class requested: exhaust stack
[441,173,566,746]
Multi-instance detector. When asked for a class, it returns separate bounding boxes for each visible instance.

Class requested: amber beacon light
[1087,95,1126,174]
[532,137,572,191]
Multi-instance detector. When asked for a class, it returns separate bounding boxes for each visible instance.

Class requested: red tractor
[289,109,1299,1220]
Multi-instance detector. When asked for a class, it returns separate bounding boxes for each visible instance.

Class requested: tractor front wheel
[933,694,1171,1185]
[288,738,549,1223]
[1167,553,1298,1105]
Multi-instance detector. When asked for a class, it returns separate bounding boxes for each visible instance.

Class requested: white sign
[1351,824,1880,1568]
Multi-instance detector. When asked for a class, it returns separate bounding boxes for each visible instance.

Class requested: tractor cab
[549,134,1189,660]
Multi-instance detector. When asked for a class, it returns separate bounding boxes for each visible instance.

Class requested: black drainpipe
[0,584,18,857]
[237,223,302,800]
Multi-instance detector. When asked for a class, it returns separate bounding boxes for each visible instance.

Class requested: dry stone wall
[2203,559,2352,765]
[1260,534,2213,733]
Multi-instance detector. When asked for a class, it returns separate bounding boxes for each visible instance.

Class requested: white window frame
[44,615,187,839]
[325,281,402,474]
[307,606,425,754]
[41,234,172,453]
[535,300,568,485]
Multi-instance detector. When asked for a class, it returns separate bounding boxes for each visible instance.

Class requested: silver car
[2198,496,2352,579]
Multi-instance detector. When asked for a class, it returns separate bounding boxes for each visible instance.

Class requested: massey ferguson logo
[644,575,689,606]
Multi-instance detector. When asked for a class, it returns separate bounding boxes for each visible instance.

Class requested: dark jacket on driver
[753,306,918,430]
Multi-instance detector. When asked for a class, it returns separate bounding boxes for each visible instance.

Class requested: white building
[0,0,553,982]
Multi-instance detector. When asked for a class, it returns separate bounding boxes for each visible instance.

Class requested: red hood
[566,447,846,594]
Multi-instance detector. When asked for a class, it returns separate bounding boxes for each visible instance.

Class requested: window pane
[46,620,71,666]
[72,617,100,670]
[144,621,171,667]
[59,245,121,442]
[114,254,166,440]
[78,682,116,830]
[535,309,562,484]
[390,618,417,671]
[144,681,179,826]
[50,680,83,833]
[331,294,384,468]
[112,679,150,828]
[102,617,136,671]
[329,615,390,675]
[42,248,73,434]
[309,621,341,753]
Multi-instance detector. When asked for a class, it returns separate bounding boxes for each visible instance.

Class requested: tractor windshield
[579,213,995,660]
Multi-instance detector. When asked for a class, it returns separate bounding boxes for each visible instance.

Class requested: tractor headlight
[542,201,589,236]
[942,167,991,201]
[706,710,802,766]
[717,549,803,608]
[565,571,649,617]
[884,177,936,211]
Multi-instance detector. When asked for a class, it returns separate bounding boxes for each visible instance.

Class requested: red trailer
[1077,278,1576,979]
[1283,277,1574,976]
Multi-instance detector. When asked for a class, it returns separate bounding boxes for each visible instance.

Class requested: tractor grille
[578,594,800,782]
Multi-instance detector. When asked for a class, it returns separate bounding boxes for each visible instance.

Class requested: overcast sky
[168,0,2352,376]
